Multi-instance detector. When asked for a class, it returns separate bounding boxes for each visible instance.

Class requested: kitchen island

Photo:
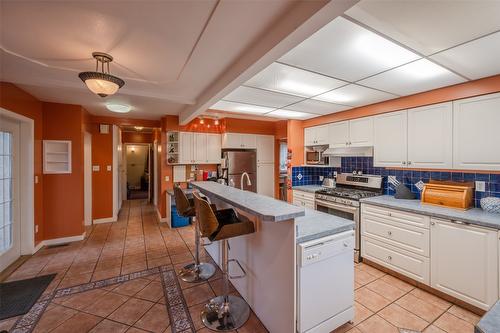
[191,181,355,333]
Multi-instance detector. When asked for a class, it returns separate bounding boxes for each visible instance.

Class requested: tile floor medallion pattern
[0,200,482,333]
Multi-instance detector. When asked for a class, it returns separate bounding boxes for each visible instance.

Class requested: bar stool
[174,186,216,283]
[192,192,255,331]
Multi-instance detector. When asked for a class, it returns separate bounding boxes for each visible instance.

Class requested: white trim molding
[156,207,167,223]
[93,216,117,224]
[34,232,86,252]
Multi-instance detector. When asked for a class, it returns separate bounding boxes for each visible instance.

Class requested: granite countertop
[191,181,305,222]
[292,185,323,193]
[360,195,500,230]
[295,208,355,243]
[476,300,500,333]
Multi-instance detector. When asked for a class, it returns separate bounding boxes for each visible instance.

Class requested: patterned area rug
[8,265,196,333]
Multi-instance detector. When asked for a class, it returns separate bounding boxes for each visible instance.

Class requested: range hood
[322,146,373,157]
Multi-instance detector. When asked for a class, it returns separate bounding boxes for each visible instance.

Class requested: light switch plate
[475,181,486,192]
[107,165,112,171]
[165,176,170,182]
[92,165,100,172]
[34,175,39,184]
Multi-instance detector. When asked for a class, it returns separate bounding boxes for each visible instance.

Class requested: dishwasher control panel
[298,230,355,267]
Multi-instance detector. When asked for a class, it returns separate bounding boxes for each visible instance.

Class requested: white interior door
[0,117,20,272]
[83,132,92,226]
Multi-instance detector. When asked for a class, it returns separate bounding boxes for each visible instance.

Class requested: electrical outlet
[35,225,39,233]
[319,176,324,181]
[476,181,486,192]
[92,165,100,172]
[106,165,112,171]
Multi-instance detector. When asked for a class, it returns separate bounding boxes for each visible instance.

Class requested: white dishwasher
[297,230,355,333]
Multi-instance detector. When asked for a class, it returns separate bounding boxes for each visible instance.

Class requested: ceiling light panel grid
[223,85,304,108]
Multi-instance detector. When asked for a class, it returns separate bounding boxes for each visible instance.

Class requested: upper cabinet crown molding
[453,93,500,171]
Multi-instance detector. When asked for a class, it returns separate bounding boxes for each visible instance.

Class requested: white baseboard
[93,216,117,224]
[34,232,86,251]
[156,207,167,223]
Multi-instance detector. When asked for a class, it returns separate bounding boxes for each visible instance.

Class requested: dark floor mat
[128,190,148,200]
[0,274,56,320]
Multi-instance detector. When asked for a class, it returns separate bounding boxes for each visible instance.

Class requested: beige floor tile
[61,288,108,310]
[0,316,19,332]
[113,278,151,296]
[183,283,216,307]
[50,311,102,333]
[108,298,155,326]
[170,252,194,265]
[396,293,447,323]
[83,291,129,317]
[33,304,77,333]
[410,289,452,311]
[134,303,169,333]
[433,312,475,333]
[188,303,206,330]
[423,325,447,333]
[365,279,407,301]
[89,319,130,333]
[237,312,268,333]
[380,274,415,292]
[378,303,428,331]
[135,281,164,302]
[357,263,386,278]
[355,287,392,312]
[356,314,399,333]
[354,267,378,287]
[447,305,481,325]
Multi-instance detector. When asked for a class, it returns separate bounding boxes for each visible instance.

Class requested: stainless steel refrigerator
[222,151,257,192]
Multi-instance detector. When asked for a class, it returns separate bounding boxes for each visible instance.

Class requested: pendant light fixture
[79,52,125,97]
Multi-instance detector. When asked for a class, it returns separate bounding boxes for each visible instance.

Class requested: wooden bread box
[421,181,474,210]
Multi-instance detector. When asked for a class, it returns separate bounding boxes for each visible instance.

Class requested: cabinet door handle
[408,161,412,165]
[431,221,435,226]
[387,255,392,261]
[349,141,352,145]
[388,212,392,217]
[387,231,392,236]
[402,161,406,165]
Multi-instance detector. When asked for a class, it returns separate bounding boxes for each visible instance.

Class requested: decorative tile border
[159,266,196,333]
[8,265,195,333]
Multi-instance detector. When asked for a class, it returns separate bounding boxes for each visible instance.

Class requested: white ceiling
[211,1,500,120]
[0,0,302,119]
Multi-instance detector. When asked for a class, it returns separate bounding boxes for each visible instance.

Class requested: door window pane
[0,132,13,253]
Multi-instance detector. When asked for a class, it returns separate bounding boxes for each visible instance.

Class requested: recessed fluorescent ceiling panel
[245,62,346,97]
[279,16,420,82]
[285,99,350,115]
[106,103,131,113]
[223,86,304,108]
[430,32,500,80]
[314,84,398,107]
[210,100,273,114]
[345,1,500,55]
[267,110,315,120]
[358,59,465,96]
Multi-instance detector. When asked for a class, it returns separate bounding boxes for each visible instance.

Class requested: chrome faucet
[241,172,252,190]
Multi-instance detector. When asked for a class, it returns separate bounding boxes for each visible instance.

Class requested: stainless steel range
[315,173,383,262]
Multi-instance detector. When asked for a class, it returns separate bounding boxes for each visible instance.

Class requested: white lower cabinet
[362,204,500,310]
[257,163,274,197]
[430,218,498,310]
[292,190,315,209]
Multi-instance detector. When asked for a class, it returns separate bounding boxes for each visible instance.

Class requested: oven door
[315,199,360,254]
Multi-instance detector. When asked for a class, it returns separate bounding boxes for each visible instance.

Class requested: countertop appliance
[315,173,383,262]
[305,145,329,165]
[297,230,355,333]
[221,151,257,192]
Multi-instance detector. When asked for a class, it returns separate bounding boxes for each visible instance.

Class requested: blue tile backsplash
[292,157,500,208]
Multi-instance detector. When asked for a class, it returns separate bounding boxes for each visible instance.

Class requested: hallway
[0,201,267,333]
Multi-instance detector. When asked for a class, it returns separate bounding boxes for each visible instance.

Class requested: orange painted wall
[303,74,500,128]
[42,103,85,239]
[122,131,153,144]
[0,82,45,243]
[89,123,114,220]
[286,120,304,202]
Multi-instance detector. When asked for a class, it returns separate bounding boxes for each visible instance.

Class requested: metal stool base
[201,295,250,331]
[178,262,216,283]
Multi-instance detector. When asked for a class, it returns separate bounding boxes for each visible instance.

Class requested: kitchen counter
[292,185,323,193]
[191,181,305,222]
[296,208,354,243]
[360,195,500,230]
[476,300,500,333]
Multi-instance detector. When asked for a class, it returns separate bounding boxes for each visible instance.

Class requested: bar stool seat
[174,186,216,283]
[193,192,255,331]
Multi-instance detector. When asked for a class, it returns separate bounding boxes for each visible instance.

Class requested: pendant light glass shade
[79,52,125,97]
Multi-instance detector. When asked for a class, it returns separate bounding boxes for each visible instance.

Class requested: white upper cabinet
[328,121,349,148]
[349,117,374,147]
[374,111,408,167]
[179,132,194,164]
[453,93,500,170]
[407,102,453,169]
[206,134,222,164]
[304,125,329,145]
[430,218,498,310]
[193,133,207,163]
[222,133,256,149]
[256,135,274,164]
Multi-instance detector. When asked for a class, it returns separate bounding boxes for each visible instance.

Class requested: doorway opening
[125,144,151,200]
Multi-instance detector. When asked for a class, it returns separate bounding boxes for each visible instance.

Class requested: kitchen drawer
[362,204,430,229]
[293,190,316,201]
[362,236,430,284]
[293,198,315,209]
[362,214,429,257]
